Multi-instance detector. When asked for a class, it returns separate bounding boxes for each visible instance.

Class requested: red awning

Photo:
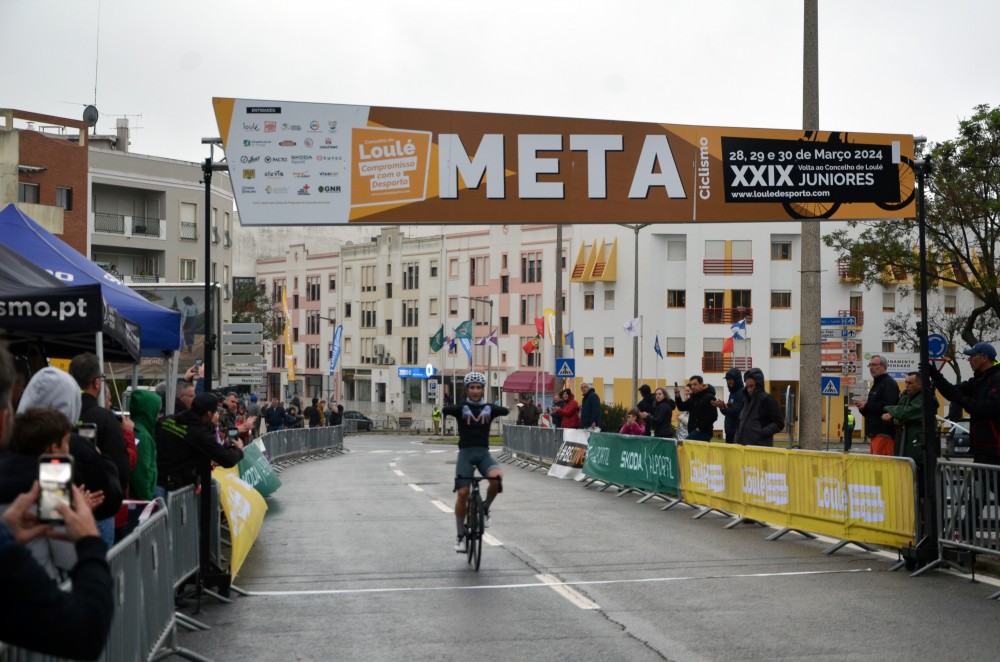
[501,370,555,393]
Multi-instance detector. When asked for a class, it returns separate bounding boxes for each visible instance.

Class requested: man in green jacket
[882,371,929,477]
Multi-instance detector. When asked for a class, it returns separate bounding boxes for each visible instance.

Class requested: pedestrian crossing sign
[555,358,575,378]
[821,376,841,396]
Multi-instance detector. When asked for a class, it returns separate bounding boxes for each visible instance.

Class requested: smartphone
[38,454,74,524]
[194,359,204,366]
[227,427,239,440]
[77,423,97,443]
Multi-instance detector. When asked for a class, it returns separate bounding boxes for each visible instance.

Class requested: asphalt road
[179,434,1000,661]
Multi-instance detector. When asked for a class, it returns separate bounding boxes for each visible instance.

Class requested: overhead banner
[214,98,915,226]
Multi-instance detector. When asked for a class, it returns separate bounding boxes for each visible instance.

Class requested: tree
[883,306,999,382]
[231,281,282,342]
[824,104,1000,346]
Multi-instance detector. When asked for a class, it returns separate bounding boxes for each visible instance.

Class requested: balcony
[703,259,753,275]
[95,213,125,234]
[702,355,753,373]
[180,222,198,241]
[93,212,164,240]
[131,216,161,237]
[837,261,862,283]
[702,307,753,324]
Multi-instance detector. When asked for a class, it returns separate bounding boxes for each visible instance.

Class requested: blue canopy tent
[0,204,181,355]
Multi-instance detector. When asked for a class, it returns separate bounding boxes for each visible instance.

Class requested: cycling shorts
[455,446,500,489]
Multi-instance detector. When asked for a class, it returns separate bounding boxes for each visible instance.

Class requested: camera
[38,454,74,524]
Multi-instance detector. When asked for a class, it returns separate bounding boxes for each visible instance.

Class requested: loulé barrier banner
[212,466,268,577]
[678,441,916,548]
[237,442,282,497]
[582,432,680,495]
[213,98,915,226]
[547,428,590,480]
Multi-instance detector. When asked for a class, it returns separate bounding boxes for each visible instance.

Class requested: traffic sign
[821,376,841,396]
[821,316,857,326]
[555,358,575,378]
[842,376,859,385]
[821,341,843,350]
[927,333,948,359]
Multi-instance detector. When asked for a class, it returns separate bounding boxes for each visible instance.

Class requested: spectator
[432,405,442,433]
[735,368,784,447]
[246,393,262,435]
[285,405,304,429]
[844,411,856,453]
[855,355,900,456]
[318,400,328,427]
[713,367,746,444]
[155,393,244,494]
[264,397,286,432]
[304,397,322,428]
[928,342,1000,465]
[579,382,602,430]
[674,376,718,441]
[649,387,677,438]
[883,371,928,484]
[220,393,256,442]
[552,389,580,429]
[175,380,195,413]
[619,408,646,436]
[128,389,162,502]
[327,403,344,427]
[636,384,656,436]
[0,346,114,660]
[516,394,540,427]
[676,385,692,441]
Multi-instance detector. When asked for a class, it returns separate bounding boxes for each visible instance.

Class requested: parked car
[942,418,972,458]
[343,410,374,432]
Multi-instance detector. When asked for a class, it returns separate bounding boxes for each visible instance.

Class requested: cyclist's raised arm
[489,405,510,418]
[441,404,463,419]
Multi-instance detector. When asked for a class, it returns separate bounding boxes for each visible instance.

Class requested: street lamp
[618,224,650,405]
[461,295,495,400]
[310,312,338,403]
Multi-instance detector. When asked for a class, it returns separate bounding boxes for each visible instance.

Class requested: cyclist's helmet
[464,372,487,386]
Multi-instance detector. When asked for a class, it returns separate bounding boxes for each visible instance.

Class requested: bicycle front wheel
[466,490,481,566]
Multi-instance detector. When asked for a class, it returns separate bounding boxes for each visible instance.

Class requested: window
[306,344,320,370]
[429,298,439,316]
[882,292,896,312]
[293,327,299,342]
[17,183,39,204]
[307,314,320,335]
[328,273,337,291]
[402,300,419,327]
[470,256,489,286]
[705,291,724,309]
[344,302,352,319]
[502,253,508,269]
[521,251,542,283]
[771,291,792,309]
[306,276,321,301]
[771,341,791,358]
[771,241,792,260]
[386,319,393,335]
[705,240,725,259]
[55,187,72,211]
[449,258,459,278]
[666,337,685,357]
[604,289,615,310]
[584,337,595,357]
[180,258,197,282]
[667,290,686,308]
[344,267,353,286]
[272,278,285,304]
[944,294,957,314]
[403,262,420,289]
[361,265,377,292]
[732,290,751,308]
[272,344,286,368]
[223,265,230,300]
[180,202,198,240]
[430,260,438,277]
[519,294,541,324]
[604,337,614,357]
[501,275,509,293]
[449,296,458,316]
[501,316,509,334]
[666,239,687,261]
[405,337,419,364]
[471,299,491,325]
[732,240,752,258]
[584,292,595,310]
[882,341,895,353]
[361,302,377,328]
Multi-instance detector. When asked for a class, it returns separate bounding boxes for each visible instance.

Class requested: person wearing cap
[928,342,1000,466]
[154,392,244,495]
[636,385,656,436]
[516,394,540,427]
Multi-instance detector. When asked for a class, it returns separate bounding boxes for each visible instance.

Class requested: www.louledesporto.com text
[729,189,832,200]
[0,298,90,321]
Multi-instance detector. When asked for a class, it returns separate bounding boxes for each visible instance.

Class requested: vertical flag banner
[454,320,473,340]
[477,328,498,346]
[565,331,575,350]
[430,325,444,352]
[329,324,344,374]
[654,335,664,359]
[543,308,557,345]
[784,335,801,352]
[281,287,295,380]
[730,318,747,339]
[624,317,642,338]
[535,317,545,338]
[459,337,473,366]
[722,336,735,354]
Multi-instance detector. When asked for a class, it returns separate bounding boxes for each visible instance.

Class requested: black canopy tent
[0,243,141,363]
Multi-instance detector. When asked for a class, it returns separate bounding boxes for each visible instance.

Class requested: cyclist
[444,372,508,552]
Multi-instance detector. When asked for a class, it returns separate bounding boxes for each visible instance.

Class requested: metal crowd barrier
[914,459,1000,595]
[500,424,563,469]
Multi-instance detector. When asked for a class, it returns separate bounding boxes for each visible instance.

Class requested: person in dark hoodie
[674,376,718,441]
[735,368,785,446]
[636,384,656,436]
[712,367,746,444]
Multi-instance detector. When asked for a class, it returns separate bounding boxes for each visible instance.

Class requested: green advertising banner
[238,443,282,497]
[582,433,680,495]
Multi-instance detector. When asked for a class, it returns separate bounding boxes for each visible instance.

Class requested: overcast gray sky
[3,0,996,163]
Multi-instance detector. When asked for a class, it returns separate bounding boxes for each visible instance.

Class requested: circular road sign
[927,333,948,359]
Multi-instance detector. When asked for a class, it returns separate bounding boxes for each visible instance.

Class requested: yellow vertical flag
[282,286,296,380]
[543,308,557,345]
[784,335,801,353]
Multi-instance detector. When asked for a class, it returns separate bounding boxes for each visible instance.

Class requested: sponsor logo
[241,185,256,194]
[328,121,337,132]
[243,139,270,147]
[318,185,341,193]
[264,121,276,133]
[264,156,288,163]
[242,169,255,179]
[240,155,260,164]
[264,185,289,195]
[279,140,296,147]
[242,122,260,131]
[317,171,337,177]
[315,155,343,162]
[291,154,312,163]
[246,106,281,114]
[309,120,320,131]
[304,137,314,148]
[319,138,338,149]
[292,171,310,178]
[281,122,302,131]
[297,184,311,196]
[264,170,284,178]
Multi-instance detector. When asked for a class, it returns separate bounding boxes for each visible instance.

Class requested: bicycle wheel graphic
[875,155,915,211]
[782,131,844,220]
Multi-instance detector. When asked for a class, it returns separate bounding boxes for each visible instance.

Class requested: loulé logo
[351,127,432,208]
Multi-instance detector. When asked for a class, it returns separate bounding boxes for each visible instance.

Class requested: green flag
[430,325,444,352]
[454,320,473,340]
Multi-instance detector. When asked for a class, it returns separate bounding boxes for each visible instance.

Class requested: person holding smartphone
[155,393,244,495]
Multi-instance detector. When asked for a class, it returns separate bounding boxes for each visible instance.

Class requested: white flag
[623,317,642,338]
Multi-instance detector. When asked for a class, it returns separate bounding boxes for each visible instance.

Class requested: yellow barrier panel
[213,466,268,577]
[678,441,916,548]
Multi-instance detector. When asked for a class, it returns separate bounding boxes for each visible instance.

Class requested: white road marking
[431,500,453,513]
[393,469,405,477]
[407,483,425,492]
[537,573,600,609]
[482,532,502,547]
[246,568,870,598]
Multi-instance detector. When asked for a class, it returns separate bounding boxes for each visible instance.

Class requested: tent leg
[96,331,106,406]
